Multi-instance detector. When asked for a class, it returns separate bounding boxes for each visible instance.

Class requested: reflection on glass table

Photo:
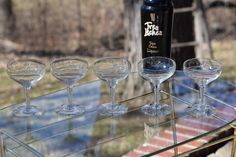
[0,72,235,157]
[0,130,43,157]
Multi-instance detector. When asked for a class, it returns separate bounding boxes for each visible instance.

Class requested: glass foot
[160,104,172,116]
[141,104,161,117]
[57,105,85,116]
[13,105,43,117]
[187,104,216,117]
[98,103,128,117]
[141,104,171,117]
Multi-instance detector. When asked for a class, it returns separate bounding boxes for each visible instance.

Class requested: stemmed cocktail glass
[93,57,131,116]
[138,57,176,117]
[183,58,222,117]
[50,57,88,115]
[7,59,46,117]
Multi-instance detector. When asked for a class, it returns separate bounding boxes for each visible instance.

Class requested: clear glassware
[50,57,88,115]
[138,57,176,117]
[93,57,131,116]
[183,58,222,117]
[7,59,46,117]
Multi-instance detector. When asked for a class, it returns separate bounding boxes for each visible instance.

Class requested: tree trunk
[123,0,144,99]
[124,0,142,71]
[0,0,15,38]
[0,0,6,37]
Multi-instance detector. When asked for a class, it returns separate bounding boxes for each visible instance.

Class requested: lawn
[213,40,236,83]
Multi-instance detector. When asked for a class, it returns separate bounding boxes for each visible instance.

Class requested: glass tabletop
[0,130,43,157]
[0,72,235,157]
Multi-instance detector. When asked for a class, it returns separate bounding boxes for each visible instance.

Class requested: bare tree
[123,0,143,99]
[123,0,142,70]
[0,0,15,38]
[0,0,5,38]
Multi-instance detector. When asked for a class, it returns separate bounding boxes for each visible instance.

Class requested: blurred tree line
[0,0,124,55]
[0,0,194,54]
[0,0,235,68]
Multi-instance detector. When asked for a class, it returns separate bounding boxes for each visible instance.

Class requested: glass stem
[24,87,31,111]
[199,83,206,109]
[153,83,161,109]
[67,86,73,109]
[110,85,116,110]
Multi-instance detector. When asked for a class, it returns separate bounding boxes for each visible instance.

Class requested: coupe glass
[183,58,222,117]
[93,57,131,116]
[138,57,176,116]
[7,59,45,117]
[50,57,88,115]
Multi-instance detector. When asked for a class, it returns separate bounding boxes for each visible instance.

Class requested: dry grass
[213,40,236,83]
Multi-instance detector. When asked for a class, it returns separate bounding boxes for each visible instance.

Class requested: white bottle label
[144,22,163,37]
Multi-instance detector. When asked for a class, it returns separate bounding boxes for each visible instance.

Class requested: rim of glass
[93,57,131,69]
[7,59,46,71]
[138,56,176,69]
[94,57,130,63]
[183,58,222,71]
[50,57,88,67]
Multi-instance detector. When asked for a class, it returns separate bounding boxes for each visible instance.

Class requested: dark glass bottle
[141,0,174,58]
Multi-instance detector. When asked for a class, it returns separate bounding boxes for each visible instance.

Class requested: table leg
[231,124,236,157]
[0,135,5,157]
[169,81,178,156]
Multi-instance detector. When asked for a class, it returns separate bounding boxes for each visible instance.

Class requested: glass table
[0,72,235,157]
[0,130,43,157]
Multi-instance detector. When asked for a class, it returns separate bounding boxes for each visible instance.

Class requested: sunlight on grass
[213,40,236,83]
